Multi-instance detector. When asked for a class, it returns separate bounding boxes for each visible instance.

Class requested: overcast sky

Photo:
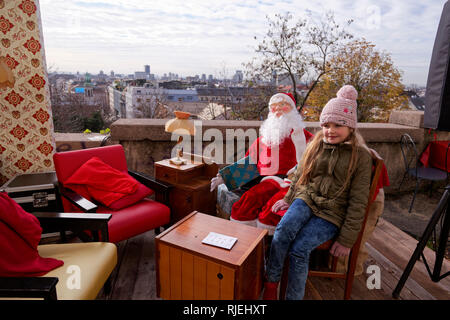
[39,0,447,86]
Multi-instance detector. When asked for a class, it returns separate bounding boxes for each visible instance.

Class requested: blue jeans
[266,198,338,300]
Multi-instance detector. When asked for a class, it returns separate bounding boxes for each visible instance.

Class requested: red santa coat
[246,128,313,176]
[231,129,313,233]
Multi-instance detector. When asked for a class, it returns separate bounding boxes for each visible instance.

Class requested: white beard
[260,109,304,147]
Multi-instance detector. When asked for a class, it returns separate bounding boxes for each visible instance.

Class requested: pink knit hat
[319,85,358,128]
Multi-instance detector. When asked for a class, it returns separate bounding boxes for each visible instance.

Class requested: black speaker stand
[392,185,450,299]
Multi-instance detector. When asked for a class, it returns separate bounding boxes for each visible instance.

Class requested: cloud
[39,0,446,84]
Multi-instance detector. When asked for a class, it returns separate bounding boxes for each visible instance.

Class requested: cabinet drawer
[155,166,178,184]
[170,188,194,222]
[155,164,204,184]
[192,186,217,215]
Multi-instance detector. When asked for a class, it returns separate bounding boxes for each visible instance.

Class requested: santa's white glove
[210,173,224,192]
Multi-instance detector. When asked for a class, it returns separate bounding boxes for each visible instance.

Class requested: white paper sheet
[201,232,238,250]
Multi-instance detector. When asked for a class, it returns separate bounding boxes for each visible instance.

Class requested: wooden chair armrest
[32,212,112,242]
[128,170,172,206]
[0,277,58,300]
[59,187,98,213]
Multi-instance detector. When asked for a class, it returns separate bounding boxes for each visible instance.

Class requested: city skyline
[40,0,447,86]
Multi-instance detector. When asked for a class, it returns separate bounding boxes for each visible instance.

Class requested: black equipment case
[0,171,59,212]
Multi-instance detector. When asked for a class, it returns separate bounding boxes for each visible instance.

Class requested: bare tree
[245,11,353,112]
[228,86,275,120]
[245,12,307,106]
[50,82,114,132]
[301,12,353,111]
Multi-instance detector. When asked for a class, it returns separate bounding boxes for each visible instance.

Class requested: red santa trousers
[231,178,289,234]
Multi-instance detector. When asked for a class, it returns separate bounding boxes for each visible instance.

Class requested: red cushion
[64,156,141,207]
[54,145,128,183]
[65,173,154,211]
[97,199,170,243]
[108,182,154,210]
[0,193,63,277]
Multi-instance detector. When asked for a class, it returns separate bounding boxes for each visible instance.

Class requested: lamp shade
[165,111,195,135]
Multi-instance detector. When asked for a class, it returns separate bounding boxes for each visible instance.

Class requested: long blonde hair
[296,128,368,199]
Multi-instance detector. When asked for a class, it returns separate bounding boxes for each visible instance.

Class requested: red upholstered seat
[96,199,169,243]
[53,145,170,243]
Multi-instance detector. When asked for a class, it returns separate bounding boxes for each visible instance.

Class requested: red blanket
[64,157,140,207]
[0,192,63,277]
[373,163,390,202]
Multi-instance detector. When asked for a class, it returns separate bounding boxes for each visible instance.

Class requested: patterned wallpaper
[0,0,55,185]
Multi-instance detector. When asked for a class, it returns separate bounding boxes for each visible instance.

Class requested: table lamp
[165,111,195,165]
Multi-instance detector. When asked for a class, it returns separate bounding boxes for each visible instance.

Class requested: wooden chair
[279,148,385,300]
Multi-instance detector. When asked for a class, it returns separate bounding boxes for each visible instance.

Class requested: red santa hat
[263,91,307,165]
[269,92,297,110]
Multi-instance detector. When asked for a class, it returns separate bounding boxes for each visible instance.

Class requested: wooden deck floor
[98,218,449,300]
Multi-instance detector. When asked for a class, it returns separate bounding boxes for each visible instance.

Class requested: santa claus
[210,92,313,234]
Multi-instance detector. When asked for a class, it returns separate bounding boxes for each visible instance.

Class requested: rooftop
[95,189,449,300]
[49,112,450,301]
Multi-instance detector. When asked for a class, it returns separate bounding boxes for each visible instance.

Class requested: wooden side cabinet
[154,154,218,223]
[155,212,267,300]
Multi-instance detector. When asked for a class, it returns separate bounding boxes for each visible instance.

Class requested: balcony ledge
[109,118,423,143]
[54,111,450,195]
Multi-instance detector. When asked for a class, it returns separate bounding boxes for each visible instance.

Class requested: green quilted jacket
[283,141,372,248]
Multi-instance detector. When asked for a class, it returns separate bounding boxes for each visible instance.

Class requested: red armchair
[53,145,171,243]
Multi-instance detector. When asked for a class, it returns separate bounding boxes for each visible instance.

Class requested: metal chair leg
[398,171,408,192]
[429,181,434,198]
[409,179,420,213]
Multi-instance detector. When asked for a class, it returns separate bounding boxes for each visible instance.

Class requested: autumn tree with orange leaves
[305,39,409,122]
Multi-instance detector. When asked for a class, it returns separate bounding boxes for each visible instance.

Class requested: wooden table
[155,211,267,300]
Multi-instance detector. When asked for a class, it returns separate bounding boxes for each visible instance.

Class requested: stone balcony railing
[54,111,450,195]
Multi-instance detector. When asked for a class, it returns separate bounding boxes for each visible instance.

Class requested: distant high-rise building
[271,70,278,86]
[135,71,147,80]
[208,74,213,82]
[84,73,91,83]
[110,70,115,77]
[98,70,106,81]
[145,65,150,74]
[201,74,206,82]
[233,70,243,83]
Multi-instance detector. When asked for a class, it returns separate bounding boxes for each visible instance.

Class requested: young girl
[263,85,373,300]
